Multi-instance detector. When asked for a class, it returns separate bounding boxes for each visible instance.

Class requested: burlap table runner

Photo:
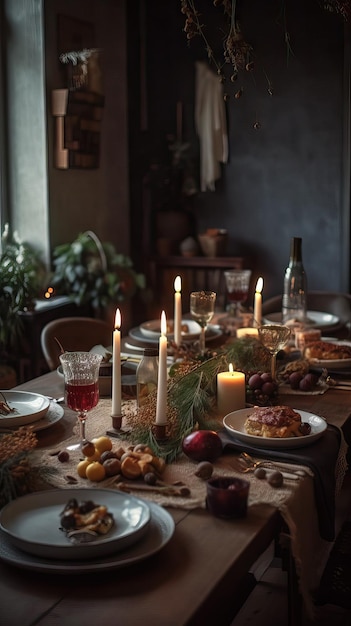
[29,398,348,618]
[31,399,312,511]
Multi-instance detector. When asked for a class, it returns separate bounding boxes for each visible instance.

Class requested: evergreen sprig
[126,338,270,463]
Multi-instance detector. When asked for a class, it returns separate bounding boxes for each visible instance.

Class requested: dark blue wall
[129,0,348,302]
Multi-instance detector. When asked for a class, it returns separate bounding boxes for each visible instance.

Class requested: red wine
[65,381,99,413]
[227,289,248,303]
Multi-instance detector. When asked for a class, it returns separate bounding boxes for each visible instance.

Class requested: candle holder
[152,422,168,442]
[111,414,123,430]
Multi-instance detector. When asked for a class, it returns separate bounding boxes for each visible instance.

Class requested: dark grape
[248,374,263,389]
[261,381,276,396]
[303,372,318,386]
[299,376,313,391]
[289,372,303,389]
[247,371,277,405]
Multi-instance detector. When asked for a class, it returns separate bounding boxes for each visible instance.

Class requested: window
[0,1,8,247]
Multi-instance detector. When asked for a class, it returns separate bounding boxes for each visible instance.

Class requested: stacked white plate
[0,390,50,428]
[125,319,222,351]
[263,310,340,331]
[0,488,175,573]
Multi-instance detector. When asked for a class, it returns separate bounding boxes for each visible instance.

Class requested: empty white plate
[140,319,201,340]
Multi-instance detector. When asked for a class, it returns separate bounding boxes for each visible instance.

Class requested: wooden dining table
[1,370,350,626]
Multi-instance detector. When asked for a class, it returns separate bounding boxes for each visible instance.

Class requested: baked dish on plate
[304,340,351,361]
[244,405,311,438]
[223,408,326,449]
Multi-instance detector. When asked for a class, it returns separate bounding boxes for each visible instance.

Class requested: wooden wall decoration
[54,16,103,169]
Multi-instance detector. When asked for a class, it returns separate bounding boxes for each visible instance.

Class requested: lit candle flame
[229,363,234,373]
[44,286,54,299]
[160,310,167,336]
[115,308,121,330]
[174,275,181,293]
[255,277,263,293]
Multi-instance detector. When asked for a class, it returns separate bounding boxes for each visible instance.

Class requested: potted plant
[0,224,47,384]
[50,230,145,315]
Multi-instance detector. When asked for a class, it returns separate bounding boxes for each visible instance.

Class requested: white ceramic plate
[0,488,151,560]
[0,501,174,574]
[223,408,327,449]
[140,319,201,340]
[0,391,50,427]
[263,310,339,329]
[306,340,351,370]
[308,357,351,370]
[129,324,222,345]
[0,402,64,433]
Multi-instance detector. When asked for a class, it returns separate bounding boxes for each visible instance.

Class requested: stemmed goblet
[257,324,291,381]
[224,269,252,319]
[59,351,102,450]
[190,290,216,356]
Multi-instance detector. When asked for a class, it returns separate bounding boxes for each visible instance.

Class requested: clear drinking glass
[190,290,216,356]
[257,324,291,381]
[224,269,252,318]
[59,351,102,450]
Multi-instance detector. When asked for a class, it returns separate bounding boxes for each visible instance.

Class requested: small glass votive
[206,476,250,519]
[295,328,321,352]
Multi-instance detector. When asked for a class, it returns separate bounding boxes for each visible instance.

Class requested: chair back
[41,316,112,371]
[148,256,246,316]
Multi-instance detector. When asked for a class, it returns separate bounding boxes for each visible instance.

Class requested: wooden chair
[40,316,112,371]
[262,291,351,329]
[147,255,246,317]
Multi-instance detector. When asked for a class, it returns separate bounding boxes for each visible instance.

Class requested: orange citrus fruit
[92,436,113,453]
[77,459,91,478]
[86,461,106,482]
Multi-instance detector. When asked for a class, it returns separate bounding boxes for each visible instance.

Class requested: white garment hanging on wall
[195,61,229,192]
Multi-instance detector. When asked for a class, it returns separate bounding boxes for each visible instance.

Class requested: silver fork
[237,452,305,479]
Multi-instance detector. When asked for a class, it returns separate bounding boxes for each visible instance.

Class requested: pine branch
[125,338,270,463]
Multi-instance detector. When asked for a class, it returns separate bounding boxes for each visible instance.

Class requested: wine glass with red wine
[59,351,102,450]
[224,269,252,318]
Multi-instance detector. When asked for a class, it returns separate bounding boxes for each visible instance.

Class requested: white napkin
[195,61,228,192]
[89,344,112,359]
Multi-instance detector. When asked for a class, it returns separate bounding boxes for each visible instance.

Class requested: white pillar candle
[174,275,182,347]
[155,310,168,425]
[111,308,122,416]
[254,277,263,327]
[217,364,246,416]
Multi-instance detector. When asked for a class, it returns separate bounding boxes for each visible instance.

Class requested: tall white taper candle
[174,275,182,347]
[254,277,263,327]
[111,308,122,416]
[155,311,168,425]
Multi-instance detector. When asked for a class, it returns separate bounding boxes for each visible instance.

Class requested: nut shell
[267,471,283,488]
[194,461,213,480]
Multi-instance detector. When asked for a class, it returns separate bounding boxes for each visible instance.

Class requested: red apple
[182,430,223,462]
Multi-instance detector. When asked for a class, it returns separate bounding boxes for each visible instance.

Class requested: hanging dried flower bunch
[180,0,257,89]
[320,0,351,21]
[180,0,272,129]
